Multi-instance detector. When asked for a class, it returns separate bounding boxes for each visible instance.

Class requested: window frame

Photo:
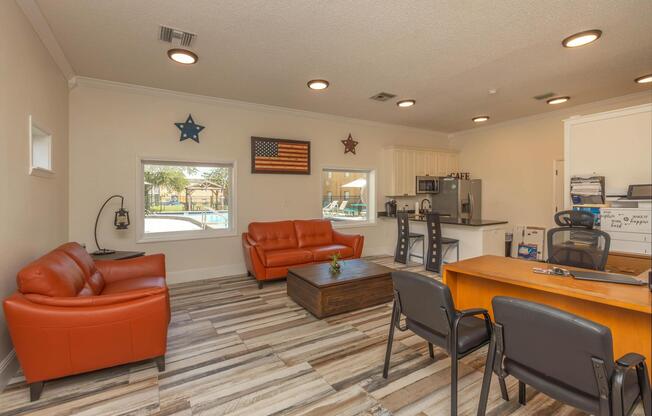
[320,166,376,228]
[136,157,237,243]
[28,115,54,178]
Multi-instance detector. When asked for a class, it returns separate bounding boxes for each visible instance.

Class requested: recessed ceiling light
[307,79,329,90]
[562,30,602,48]
[397,99,416,108]
[167,48,198,65]
[472,116,490,123]
[547,96,570,105]
[635,74,652,84]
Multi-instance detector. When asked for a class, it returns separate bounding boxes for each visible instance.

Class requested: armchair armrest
[242,233,266,278]
[456,308,491,320]
[616,353,646,368]
[24,287,168,307]
[95,254,165,284]
[333,231,364,257]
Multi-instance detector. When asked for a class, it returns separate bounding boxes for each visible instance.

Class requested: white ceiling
[34,0,652,132]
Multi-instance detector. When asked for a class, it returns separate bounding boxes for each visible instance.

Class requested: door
[553,159,565,214]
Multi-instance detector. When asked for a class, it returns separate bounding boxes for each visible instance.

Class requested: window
[29,116,53,176]
[140,160,235,241]
[321,168,374,223]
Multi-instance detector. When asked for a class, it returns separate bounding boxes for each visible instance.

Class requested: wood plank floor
[0,256,645,415]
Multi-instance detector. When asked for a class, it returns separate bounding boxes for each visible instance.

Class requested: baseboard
[167,263,248,284]
[0,349,18,393]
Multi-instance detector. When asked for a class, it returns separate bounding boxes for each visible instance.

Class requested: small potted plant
[329,253,342,274]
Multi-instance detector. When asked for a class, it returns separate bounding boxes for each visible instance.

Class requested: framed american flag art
[251,137,311,174]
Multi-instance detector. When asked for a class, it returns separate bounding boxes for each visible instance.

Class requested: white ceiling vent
[369,92,397,102]
[159,26,196,47]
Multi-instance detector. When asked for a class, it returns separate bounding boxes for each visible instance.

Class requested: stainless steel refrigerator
[431,178,482,220]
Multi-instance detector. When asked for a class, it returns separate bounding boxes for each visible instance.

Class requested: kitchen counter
[378,212,509,263]
[377,212,508,227]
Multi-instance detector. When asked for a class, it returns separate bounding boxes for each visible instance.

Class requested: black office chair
[383,271,497,416]
[477,296,651,416]
[425,213,460,274]
[394,212,424,264]
[547,210,611,271]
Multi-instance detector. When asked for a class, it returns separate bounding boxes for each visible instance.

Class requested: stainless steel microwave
[416,176,439,194]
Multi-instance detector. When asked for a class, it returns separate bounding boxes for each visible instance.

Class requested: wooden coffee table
[287,259,394,318]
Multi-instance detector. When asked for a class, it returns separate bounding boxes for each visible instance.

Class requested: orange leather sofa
[3,242,170,401]
[242,219,364,288]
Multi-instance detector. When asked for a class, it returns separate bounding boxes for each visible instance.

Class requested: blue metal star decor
[175,114,205,143]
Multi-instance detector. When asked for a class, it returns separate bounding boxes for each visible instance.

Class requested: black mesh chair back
[478,296,651,416]
[394,212,410,263]
[494,297,614,398]
[547,210,610,271]
[425,213,443,273]
[391,271,455,336]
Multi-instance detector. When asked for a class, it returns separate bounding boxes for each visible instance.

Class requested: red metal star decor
[341,133,359,154]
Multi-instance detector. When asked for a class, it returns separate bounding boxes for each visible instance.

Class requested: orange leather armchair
[242,219,364,288]
[3,243,170,401]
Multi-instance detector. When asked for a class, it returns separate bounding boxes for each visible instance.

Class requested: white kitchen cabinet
[383,147,459,196]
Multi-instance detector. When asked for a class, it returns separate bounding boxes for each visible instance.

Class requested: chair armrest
[242,233,267,278]
[457,308,491,319]
[616,353,646,368]
[333,231,364,257]
[24,287,167,307]
[95,254,166,284]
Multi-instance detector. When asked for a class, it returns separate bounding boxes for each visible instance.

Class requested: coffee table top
[287,259,394,288]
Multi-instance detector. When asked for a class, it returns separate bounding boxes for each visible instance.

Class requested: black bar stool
[394,212,424,264]
[425,213,460,274]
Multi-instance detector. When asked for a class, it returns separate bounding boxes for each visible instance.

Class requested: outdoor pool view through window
[322,168,372,223]
[142,160,234,239]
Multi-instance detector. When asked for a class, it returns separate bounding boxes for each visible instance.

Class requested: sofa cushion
[294,220,333,248]
[57,242,105,294]
[264,248,313,267]
[17,250,87,297]
[248,221,298,251]
[101,276,166,295]
[308,244,354,261]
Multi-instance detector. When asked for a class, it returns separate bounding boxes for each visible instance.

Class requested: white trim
[562,103,652,126]
[167,263,247,284]
[28,115,55,177]
[320,166,376,225]
[450,92,652,138]
[16,0,75,81]
[0,349,18,393]
[135,157,237,243]
[74,77,446,135]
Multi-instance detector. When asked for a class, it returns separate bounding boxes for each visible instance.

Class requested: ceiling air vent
[533,92,556,101]
[159,25,196,47]
[369,92,397,102]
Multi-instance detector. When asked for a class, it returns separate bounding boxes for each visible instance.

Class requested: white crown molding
[16,0,75,81]
[449,91,652,138]
[73,76,448,136]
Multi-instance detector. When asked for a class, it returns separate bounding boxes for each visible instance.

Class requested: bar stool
[425,213,460,274]
[394,212,424,264]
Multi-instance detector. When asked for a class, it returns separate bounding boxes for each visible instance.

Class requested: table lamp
[93,194,130,255]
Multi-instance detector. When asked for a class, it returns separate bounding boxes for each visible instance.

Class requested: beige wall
[451,92,652,230]
[68,80,450,281]
[0,1,69,375]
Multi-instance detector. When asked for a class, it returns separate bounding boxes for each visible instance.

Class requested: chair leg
[636,363,651,416]
[477,335,497,416]
[428,342,435,359]
[155,355,165,372]
[30,381,44,402]
[499,376,509,401]
[518,381,526,405]
[382,301,398,379]
[451,353,458,416]
[257,281,263,289]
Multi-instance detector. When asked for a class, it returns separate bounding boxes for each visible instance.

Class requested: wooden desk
[443,255,652,377]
